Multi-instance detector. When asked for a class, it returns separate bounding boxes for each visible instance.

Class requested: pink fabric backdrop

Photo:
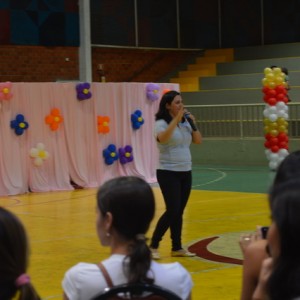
[0,82,179,196]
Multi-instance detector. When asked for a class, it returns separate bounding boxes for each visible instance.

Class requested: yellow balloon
[268,82,276,89]
[264,126,270,133]
[273,68,282,75]
[264,67,272,75]
[262,78,269,86]
[269,122,278,129]
[270,129,278,136]
[266,73,275,80]
[39,150,46,159]
[278,125,286,132]
[277,117,285,125]
[275,76,283,85]
[263,118,270,125]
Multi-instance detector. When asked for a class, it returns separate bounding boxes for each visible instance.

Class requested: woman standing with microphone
[150,90,202,259]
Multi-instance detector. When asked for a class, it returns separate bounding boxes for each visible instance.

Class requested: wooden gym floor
[1,165,274,300]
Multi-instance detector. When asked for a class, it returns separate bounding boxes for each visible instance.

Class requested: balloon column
[262,67,289,170]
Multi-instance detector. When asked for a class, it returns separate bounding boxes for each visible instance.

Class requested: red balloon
[271,145,279,153]
[268,89,277,97]
[267,97,277,105]
[282,96,289,103]
[264,141,271,148]
[262,86,270,94]
[276,93,284,100]
[270,137,279,146]
[275,85,286,94]
[279,141,287,148]
[265,133,272,140]
[278,132,288,142]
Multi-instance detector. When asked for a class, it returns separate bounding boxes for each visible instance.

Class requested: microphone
[184,112,197,131]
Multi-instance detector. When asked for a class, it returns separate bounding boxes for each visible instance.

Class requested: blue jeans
[150,169,192,251]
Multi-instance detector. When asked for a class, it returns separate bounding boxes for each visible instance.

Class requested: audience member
[253,179,300,300]
[62,176,193,300]
[240,150,300,300]
[0,207,41,300]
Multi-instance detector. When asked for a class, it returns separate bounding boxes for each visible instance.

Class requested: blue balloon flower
[131,109,144,130]
[103,144,119,165]
[10,114,29,136]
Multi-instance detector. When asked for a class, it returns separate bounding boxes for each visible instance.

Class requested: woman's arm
[188,112,202,144]
[156,110,184,143]
[192,129,202,144]
[252,257,273,300]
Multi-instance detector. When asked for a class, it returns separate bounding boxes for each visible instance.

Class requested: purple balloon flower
[76,82,92,100]
[118,145,133,164]
[146,83,160,101]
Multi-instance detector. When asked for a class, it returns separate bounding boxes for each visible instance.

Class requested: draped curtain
[0,82,179,196]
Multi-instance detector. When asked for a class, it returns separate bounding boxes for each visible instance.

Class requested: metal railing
[185,103,300,138]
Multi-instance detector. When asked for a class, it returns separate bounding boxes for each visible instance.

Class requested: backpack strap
[97,262,114,288]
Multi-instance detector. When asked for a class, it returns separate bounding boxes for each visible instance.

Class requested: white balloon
[263,108,270,118]
[276,101,286,110]
[269,160,278,171]
[269,106,277,114]
[278,148,289,157]
[265,149,271,158]
[43,151,49,159]
[269,114,278,122]
[30,148,39,158]
[34,157,43,166]
[277,110,286,118]
[270,153,279,162]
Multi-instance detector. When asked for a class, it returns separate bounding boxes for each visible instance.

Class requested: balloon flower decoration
[45,108,63,131]
[262,67,289,170]
[30,143,49,167]
[10,114,29,136]
[97,116,110,134]
[103,144,119,165]
[0,82,13,101]
[131,109,144,130]
[119,145,133,164]
[146,83,160,101]
[76,82,92,100]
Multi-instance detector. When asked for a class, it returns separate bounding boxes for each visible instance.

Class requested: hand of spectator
[239,226,263,255]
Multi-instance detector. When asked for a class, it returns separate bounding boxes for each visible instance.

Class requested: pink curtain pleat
[0,82,179,196]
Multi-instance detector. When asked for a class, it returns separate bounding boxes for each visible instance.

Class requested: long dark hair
[0,207,40,300]
[155,90,180,123]
[97,176,155,284]
[272,150,300,187]
[268,180,300,300]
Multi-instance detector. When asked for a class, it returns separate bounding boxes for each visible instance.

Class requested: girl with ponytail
[62,176,192,300]
[0,207,40,300]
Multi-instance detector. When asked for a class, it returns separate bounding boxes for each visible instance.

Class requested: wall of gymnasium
[1,0,300,83]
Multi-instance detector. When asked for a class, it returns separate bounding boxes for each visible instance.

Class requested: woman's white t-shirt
[62,254,193,300]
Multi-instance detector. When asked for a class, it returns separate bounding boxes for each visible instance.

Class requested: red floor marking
[188,236,243,265]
